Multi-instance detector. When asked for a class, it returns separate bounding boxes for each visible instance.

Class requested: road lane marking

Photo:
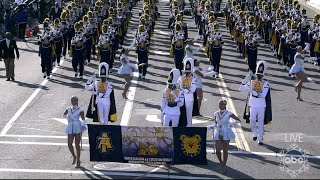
[207,149,320,159]
[135,165,165,180]
[0,134,88,139]
[0,168,215,179]
[0,134,237,146]
[152,50,170,56]
[216,74,251,152]
[0,140,318,159]
[145,115,209,124]
[120,70,139,126]
[0,141,89,147]
[0,60,65,135]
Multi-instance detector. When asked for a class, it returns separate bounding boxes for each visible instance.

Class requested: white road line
[0,168,214,179]
[0,135,236,145]
[152,50,170,56]
[207,149,320,159]
[216,74,250,152]
[135,165,165,180]
[120,71,139,126]
[0,134,88,140]
[0,140,318,159]
[0,141,89,147]
[0,60,65,135]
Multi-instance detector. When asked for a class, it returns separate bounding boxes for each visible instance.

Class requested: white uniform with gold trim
[161,87,185,127]
[239,78,269,143]
[177,75,197,127]
[85,80,113,125]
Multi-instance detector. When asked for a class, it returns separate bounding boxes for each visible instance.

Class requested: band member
[246,35,259,74]
[85,63,117,125]
[208,99,241,174]
[52,18,64,67]
[170,22,185,71]
[289,46,314,101]
[161,69,185,127]
[208,22,224,77]
[118,48,133,99]
[240,61,272,145]
[136,25,149,79]
[70,22,86,79]
[38,29,55,79]
[63,96,86,168]
[177,58,198,127]
[83,15,93,64]
[97,25,112,68]
[60,11,69,60]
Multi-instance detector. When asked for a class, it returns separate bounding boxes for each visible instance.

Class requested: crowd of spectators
[0,0,65,40]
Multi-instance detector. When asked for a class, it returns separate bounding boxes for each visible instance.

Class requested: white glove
[87,73,95,84]
[242,73,252,84]
[207,125,215,130]
[204,70,216,77]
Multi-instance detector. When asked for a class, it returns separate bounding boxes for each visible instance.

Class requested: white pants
[250,107,265,142]
[185,101,194,127]
[97,102,110,125]
[163,114,180,127]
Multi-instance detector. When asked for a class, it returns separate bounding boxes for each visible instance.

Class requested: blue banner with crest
[88,125,207,165]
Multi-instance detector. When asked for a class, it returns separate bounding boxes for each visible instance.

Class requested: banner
[88,125,207,165]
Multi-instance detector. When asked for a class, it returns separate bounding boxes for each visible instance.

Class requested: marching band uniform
[240,61,272,145]
[135,25,149,79]
[161,69,185,127]
[97,25,113,69]
[170,23,185,71]
[85,63,117,125]
[70,22,86,79]
[246,36,259,74]
[38,28,55,79]
[208,22,224,76]
[52,19,64,67]
[177,58,198,127]
[60,11,69,60]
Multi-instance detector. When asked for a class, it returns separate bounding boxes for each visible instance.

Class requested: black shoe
[253,137,257,141]
[11,78,15,81]
[258,141,264,145]
[6,78,10,81]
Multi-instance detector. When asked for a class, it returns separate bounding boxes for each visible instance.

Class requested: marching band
[32,0,319,143]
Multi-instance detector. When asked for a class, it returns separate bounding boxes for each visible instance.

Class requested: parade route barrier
[88,125,207,165]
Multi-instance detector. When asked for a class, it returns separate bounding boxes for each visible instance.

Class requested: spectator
[0,32,20,81]
[16,4,28,41]
[0,3,4,37]
[15,0,25,6]
[50,2,62,21]
[4,9,13,35]
[56,0,62,8]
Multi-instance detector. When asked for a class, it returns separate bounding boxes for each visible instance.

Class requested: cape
[86,90,117,123]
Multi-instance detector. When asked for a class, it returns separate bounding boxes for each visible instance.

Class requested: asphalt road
[0,0,319,179]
